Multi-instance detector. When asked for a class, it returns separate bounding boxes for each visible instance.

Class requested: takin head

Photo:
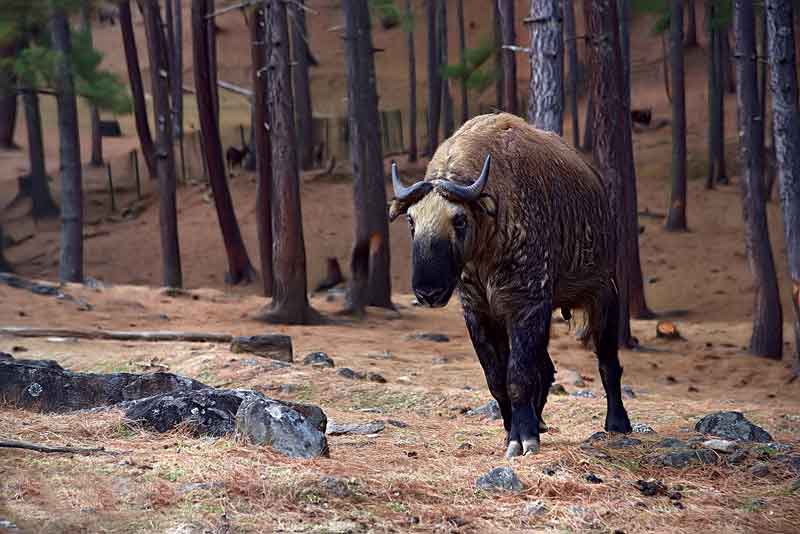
[388,155,495,308]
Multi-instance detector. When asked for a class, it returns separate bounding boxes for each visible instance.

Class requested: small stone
[230,335,293,363]
[632,423,655,434]
[656,437,686,449]
[367,372,387,383]
[524,500,547,516]
[557,368,585,387]
[669,491,683,501]
[325,420,385,436]
[703,439,737,453]
[622,385,636,399]
[584,431,608,444]
[672,501,685,510]
[728,449,749,465]
[549,383,568,395]
[303,352,335,368]
[542,464,559,476]
[688,385,700,393]
[635,479,666,496]
[571,389,596,398]
[585,473,603,484]
[466,399,502,420]
[386,419,408,428]
[336,368,365,380]
[476,467,523,492]
[607,437,642,449]
[659,448,717,468]
[750,462,770,477]
[319,476,352,497]
[407,332,450,343]
[431,356,449,365]
[790,479,800,493]
[11,346,27,353]
[695,411,773,442]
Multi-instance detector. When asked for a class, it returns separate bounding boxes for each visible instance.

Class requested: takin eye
[452,213,468,238]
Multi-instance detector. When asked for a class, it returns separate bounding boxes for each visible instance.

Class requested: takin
[389,113,632,458]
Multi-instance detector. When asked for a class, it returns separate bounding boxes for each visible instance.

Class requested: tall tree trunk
[22,88,59,219]
[439,0,454,138]
[707,0,727,188]
[292,0,314,170]
[733,0,783,359]
[192,0,254,286]
[685,0,699,47]
[144,0,182,288]
[169,0,183,140]
[582,92,594,150]
[494,0,504,110]
[583,0,636,347]
[406,0,418,161]
[564,0,580,147]
[120,1,157,178]
[251,5,272,297]
[343,0,393,313]
[665,0,688,230]
[426,0,441,155]
[0,224,11,273]
[662,31,671,102]
[50,3,83,283]
[80,2,103,166]
[498,0,518,115]
[457,0,468,123]
[722,25,736,93]
[0,40,18,149]
[256,0,317,324]
[527,0,564,134]
[208,0,219,123]
[766,0,800,367]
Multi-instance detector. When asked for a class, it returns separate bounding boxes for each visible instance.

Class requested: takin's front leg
[505,300,554,458]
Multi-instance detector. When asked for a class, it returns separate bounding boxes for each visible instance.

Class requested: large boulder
[236,396,328,458]
[694,412,773,443]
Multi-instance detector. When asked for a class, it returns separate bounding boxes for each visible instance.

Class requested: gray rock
[781,455,800,474]
[570,389,596,398]
[635,479,666,497]
[584,473,603,484]
[407,332,450,343]
[236,396,328,458]
[179,481,223,495]
[367,372,387,384]
[790,479,800,493]
[336,368,365,380]
[695,411,773,442]
[557,368,585,387]
[656,437,686,449]
[584,431,608,444]
[230,335,293,363]
[549,383,568,396]
[524,500,547,516]
[606,437,642,449]
[659,448,717,468]
[750,462,770,477]
[326,420,385,436]
[632,423,655,434]
[386,419,408,428]
[728,449,749,465]
[319,476,352,497]
[431,356,449,365]
[466,399,502,420]
[303,352,334,368]
[622,385,636,399]
[703,439,738,453]
[476,467,523,492]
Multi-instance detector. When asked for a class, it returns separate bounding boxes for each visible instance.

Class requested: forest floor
[1,1,800,533]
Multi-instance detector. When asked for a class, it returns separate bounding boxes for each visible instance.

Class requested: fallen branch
[0,439,114,455]
[0,326,233,343]
[0,273,91,310]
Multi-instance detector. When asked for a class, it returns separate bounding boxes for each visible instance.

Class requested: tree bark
[498,0,518,115]
[144,0,183,288]
[0,40,17,149]
[457,0,468,124]
[766,0,800,367]
[426,0,441,155]
[343,0,393,314]
[733,0,783,359]
[50,3,84,283]
[292,0,314,170]
[251,5,273,298]
[0,224,11,273]
[527,0,564,134]
[665,0,688,231]
[439,0,454,138]
[707,0,727,188]
[256,0,317,324]
[582,91,594,150]
[192,0,254,286]
[80,2,103,166]
[406,0,418,161]
[583,0,635,347]
[170,0,183,141]
[564,0,580,147]
[208,0,219,123]
[22,88,59,219]
[685,0,699,47]
[722,25,736,93]
[494,0,504,110]
[120,1,157,178]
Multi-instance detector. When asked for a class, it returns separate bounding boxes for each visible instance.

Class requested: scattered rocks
[694,411,773,443]
[570,389,596,399]
[336,368,365,380]
[635,479,667,497]
[703,439,738,454]
[326,420,385,436]
[656,437,686,449]
[549,383,568,395]
[303,352,335,368]
[465,399,502,420]
[542,464,560,476]
[367,372,387,384]
[235,396,328,458]
[523,500,547,516]
[622,385,637,399]
[632,423,655,434]
[230,335,293,363]
[750,462,770,477]
[658,448,717,468]
[606,437,642,449]
[476,467,523,492]
[585,473,603,484]
[319,476,353,498]
[407,332,450,343]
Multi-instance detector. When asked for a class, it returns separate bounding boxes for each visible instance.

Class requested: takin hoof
[505,438,540,458]
[604,410,633,434]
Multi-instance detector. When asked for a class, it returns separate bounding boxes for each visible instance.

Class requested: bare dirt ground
[1,2,799,533]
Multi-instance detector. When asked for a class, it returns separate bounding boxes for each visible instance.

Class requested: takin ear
[475,193,498,219]
[388,199,406,222]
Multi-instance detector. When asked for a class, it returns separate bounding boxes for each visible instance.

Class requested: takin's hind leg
[594,288,633,433]
[532,352,555,433]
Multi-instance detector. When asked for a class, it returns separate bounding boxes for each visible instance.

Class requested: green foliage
[442,35,498,94]
[632,0,734,35]
[368,0,412,31]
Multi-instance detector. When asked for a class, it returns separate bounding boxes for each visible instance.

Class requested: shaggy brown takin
[389,113,632,457]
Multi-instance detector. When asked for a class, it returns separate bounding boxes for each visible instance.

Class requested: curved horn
[437,154,491,202]
[392,161,433,201]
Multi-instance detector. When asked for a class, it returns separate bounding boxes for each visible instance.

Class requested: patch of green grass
[349,389,430,412]
[740,497,767,513]
[112,422,136,438]
[159,467,186,482]
[292,384,315,402]
[387,502,409,514]
[92,361,136,374]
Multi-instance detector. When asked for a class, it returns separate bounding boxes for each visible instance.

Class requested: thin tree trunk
[685,0,699,47]
[192,0,254,286]
[722,25,736,93]
[662,31,672,102]
[494,0,504,110]
[120,0,157,178]
[426,0,441,155]
[172,0,184,178]
[733,0,783,359]
[457,0,468,123]
[22,88,59,219]
[292,0,314,170]
[406,0,418,161]
[208,0,219,123]
[251,5,272,297]
[343,0,393,314]
[583,0,635,347]
[144,0,182,288]
[80,2,103,166]
[439,0,454,138]
[665,0,688,231]
[564,0,580,147]
[0,224,11,273]
[256,0,317,324]
[528,0,564,134]
[0,40,17,149]
[50,3,83,283]
[582,91,594,150]
[498,0,518,115]
[707,0,722,189]
[766,0,800,367]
